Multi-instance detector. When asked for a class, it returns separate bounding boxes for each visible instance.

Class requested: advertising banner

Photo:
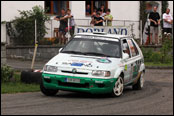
[75,26,131,35]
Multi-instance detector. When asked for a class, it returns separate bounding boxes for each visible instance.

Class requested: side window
[122,39,131,58]
[127,39,139,57]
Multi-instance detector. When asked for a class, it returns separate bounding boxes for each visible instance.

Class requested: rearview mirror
[123,53,129,60]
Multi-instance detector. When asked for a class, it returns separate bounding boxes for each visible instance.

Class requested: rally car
[40,32,145,97]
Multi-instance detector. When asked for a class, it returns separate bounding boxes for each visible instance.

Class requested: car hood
[46,53,122,70]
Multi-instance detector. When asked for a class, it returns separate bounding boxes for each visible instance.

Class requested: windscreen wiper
[83,52,113,57]
[61,51,84,55]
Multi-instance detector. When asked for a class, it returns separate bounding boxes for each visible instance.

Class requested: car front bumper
[42,73,118,94]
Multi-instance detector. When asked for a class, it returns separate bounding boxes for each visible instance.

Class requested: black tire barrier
[21,70,42,84]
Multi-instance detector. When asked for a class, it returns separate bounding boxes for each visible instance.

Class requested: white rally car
[40,32,145,97]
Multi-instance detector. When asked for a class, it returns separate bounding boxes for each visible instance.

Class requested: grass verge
[1,71,40,94]
[145,62,173,67]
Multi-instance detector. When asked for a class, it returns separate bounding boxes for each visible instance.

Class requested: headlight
[44,65,58,72]
[92,70,111,77]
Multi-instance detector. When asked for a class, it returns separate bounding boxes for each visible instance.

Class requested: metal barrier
[4,19,142,45]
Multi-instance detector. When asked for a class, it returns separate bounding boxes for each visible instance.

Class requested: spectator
[93,8,97,13]
[162,8,173,36]
[65,9,76,37]
[94,12,104,26]
[98,9,106,19]
[90,11,96,26]
[101,4,106,13]
[104,9,113,26]
[54,9,67,45]
[149,6,160,45]
[86,4,91,15]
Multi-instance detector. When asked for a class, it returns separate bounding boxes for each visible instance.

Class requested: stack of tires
[21,70,42,84]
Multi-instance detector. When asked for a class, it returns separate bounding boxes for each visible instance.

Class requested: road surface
[1,69,173,115]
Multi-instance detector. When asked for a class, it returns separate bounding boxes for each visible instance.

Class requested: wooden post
[31,19,38,70]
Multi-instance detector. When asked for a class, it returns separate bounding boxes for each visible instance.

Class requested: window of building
[85,1,108,16]
[45,1,69,15]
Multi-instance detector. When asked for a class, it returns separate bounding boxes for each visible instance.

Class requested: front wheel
[111,76,124,97]
[132,72,144,90]
[40,81,58,96]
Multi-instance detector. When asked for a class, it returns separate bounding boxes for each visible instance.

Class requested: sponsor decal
[62,60,93,67]
[96,58,111,63]
[124,64,127,71]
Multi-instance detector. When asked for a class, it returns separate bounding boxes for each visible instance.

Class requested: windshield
[61,38,121,58]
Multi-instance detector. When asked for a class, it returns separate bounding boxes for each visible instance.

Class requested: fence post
[140,20,143,45]
[51,19,52,39]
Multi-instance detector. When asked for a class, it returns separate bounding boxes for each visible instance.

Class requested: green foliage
[9,5,50,45]
[1,65,14,82]
[150,51,162,63]
[141,37,173,64]
[141,47,153,62]
[160,36,173,63]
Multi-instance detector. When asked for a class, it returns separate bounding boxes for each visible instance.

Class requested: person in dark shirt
[94,12,104,26]
[149,6,160,45]
[86,4,91,15]
[54,9,68,45]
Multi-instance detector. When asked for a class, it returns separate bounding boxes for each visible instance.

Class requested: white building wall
[109,1,140,21]
[1,1,44,21]
[3,1,173,40]
[168,1,173,15]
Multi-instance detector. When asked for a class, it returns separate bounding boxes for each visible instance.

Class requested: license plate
[65,78,80,83]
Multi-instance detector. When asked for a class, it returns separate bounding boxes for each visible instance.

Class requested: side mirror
[123,53,129,60]
[59,48,62,53]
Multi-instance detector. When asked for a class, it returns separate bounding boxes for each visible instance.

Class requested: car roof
[75,32,131,40]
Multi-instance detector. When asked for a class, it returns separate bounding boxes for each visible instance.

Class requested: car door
[121,39,133,84]
[127,38,141,82]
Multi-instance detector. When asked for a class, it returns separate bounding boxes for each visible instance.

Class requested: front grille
[61,70,88,75]
[58,81,89,88]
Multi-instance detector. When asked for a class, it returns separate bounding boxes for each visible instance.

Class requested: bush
[7,5,50,45]
[1,65,14,82]
[150,52,162,64]
[141,47,153,62]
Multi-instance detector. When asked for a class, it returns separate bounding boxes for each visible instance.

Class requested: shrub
[150,52,162,64]
[7,5,50,45]
[1,65,14,82]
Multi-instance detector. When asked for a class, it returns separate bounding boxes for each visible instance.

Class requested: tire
[21,70,32,84]
[30,72,42,84]
[21,71,42,84]
[111,76,124,97]
[40,80,58,96]
[132,72,144,90]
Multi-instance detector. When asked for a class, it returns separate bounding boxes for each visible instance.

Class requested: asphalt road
[1,69,173,115]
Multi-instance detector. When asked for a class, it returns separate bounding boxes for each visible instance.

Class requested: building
[1,1,173,42]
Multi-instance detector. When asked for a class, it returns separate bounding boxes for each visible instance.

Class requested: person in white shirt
[65,9,76,37]
[163,8,173,35]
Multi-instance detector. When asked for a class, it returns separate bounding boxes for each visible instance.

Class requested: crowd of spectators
[53,5,173,45]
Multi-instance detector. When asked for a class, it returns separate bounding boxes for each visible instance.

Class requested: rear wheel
[40,81,58,96]
[132,72,144,90]
[111,76,124,97]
